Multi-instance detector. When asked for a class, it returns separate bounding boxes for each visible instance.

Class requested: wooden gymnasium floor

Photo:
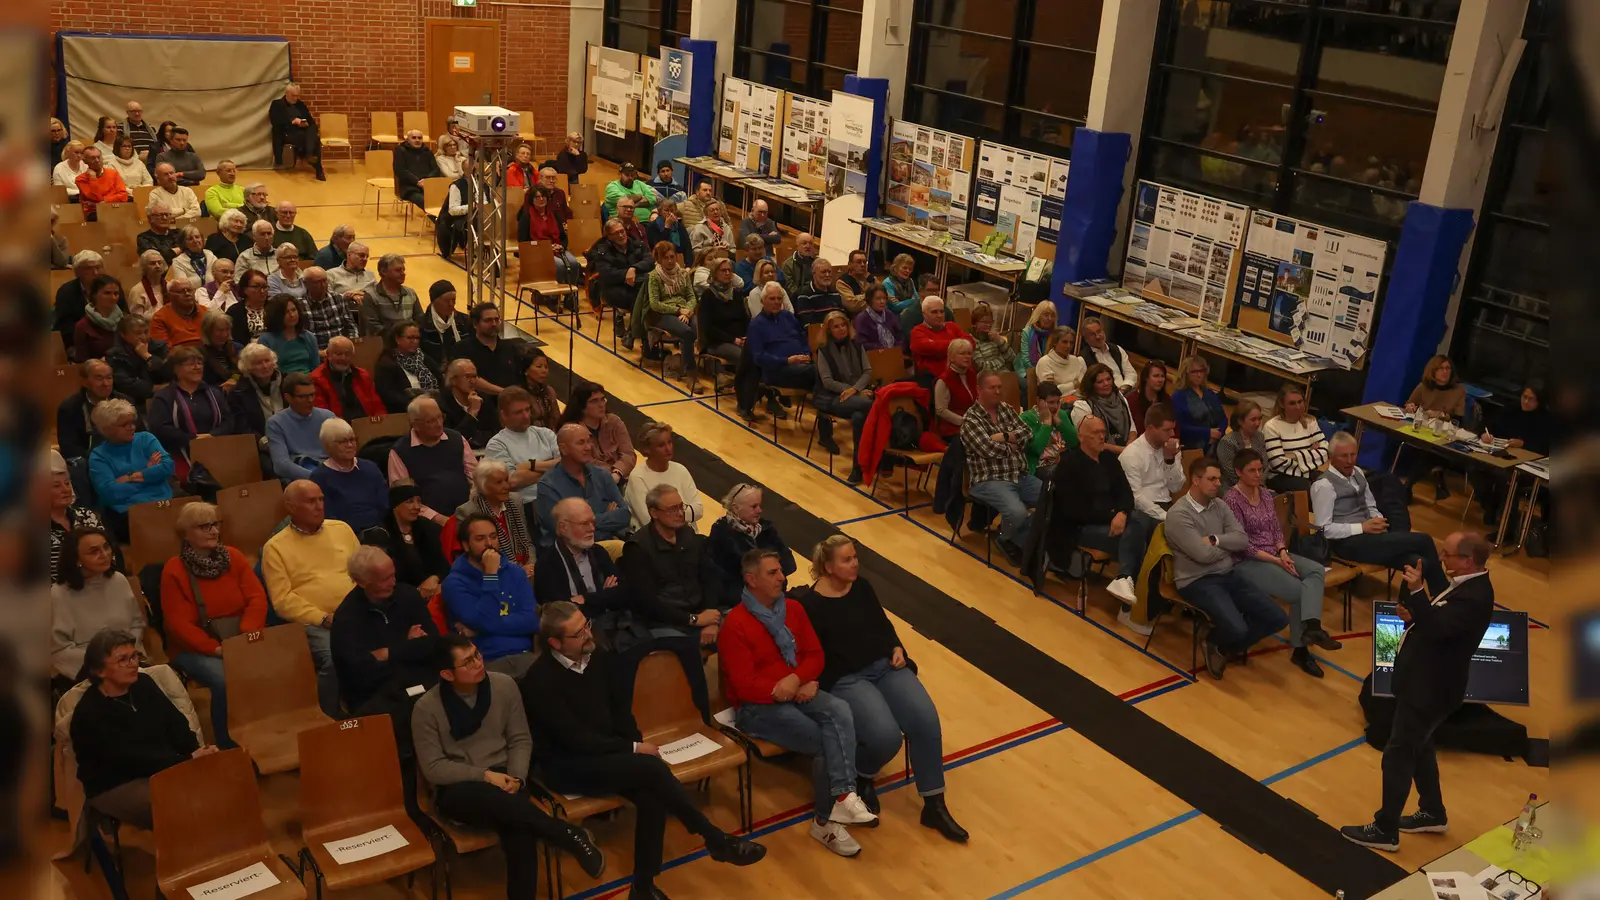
[47,157,1553,900]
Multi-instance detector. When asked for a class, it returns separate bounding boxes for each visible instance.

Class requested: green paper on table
[1465,826,1553,885]
[1398,424,1452,445]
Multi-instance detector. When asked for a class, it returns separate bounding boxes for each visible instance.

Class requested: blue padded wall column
[679,38,718,159]
[1357,202,1476,466]
[1048,128,1132,323]
[842,76,889,217]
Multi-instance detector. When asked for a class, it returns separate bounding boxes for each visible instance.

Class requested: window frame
[734,0,865,101]
[604,0,692,59]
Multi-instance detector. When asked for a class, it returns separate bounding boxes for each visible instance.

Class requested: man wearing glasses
[620,485,719,722]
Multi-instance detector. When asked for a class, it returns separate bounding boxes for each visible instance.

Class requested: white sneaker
[1106,576,1138,604]
[810,820,862,857]
[829,792,879,825]
[1117,605,1154,637]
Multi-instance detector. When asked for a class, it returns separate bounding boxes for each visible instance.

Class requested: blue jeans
[831,659,945,796]
[1078,510,1156,579]
[652,314,697,375]
[554,250,582,286]
[1176,570,1290,655]
[172,651,231,748]
[969,474,1043,549]
[304,625,340,717]
[1233,555,1326,647]
[736,691,858,820]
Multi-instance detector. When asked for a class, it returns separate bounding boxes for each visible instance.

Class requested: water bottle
[1334,891,1345,900]
[1511,792,1538,848]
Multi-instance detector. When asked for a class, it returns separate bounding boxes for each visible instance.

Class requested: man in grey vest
[1166,456,1289,680]
[1310,431,1444,591]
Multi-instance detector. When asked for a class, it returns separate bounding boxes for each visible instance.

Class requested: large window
[1139,0,1459,241]
[904,0,1102,157]
[1454,0,1550,395]
[605,0,692,58]
[735,0,863,100]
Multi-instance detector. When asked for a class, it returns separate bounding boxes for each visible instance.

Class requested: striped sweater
[1262,416,1328,479]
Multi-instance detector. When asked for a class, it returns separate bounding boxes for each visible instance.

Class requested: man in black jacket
[330,546,441,718]
[1048,416,1150,613]
[57,360,139,460]
[394,130,442,210]
[621,485,721,720]
[521,602,766,899]
[1341,531,1495,852]
[268,82,326,180]
[589,218,655,342]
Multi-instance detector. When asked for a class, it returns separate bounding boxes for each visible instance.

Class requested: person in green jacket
[1019,380,1078,479]
[634,241,701,391]
[204,159,245,218]
[604,162,658,222]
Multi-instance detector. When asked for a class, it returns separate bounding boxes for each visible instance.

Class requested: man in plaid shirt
[960,371,1041,566]
[300,267,359,350]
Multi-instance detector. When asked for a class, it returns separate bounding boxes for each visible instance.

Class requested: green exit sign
[453,0,476,6]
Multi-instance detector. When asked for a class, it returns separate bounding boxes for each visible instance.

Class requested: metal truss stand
[460,134,517,313]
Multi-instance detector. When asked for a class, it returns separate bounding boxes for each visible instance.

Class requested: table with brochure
[852,216,1028,296]
[1369,802,1563,900]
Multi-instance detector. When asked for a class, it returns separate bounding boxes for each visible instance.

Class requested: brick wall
[50,0,570,149]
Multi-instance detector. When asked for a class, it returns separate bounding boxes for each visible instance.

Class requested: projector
[453,106,519,137]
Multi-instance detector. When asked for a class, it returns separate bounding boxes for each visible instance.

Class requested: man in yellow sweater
[262,479,360,715]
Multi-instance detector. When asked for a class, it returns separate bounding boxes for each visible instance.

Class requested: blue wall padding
[842,76,888,218]
[680,39,718,159]
[1049,128,1132,323]
[1356,201,1476,467]
[652,135,688,185]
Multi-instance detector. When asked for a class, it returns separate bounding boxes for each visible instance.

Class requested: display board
[825,91,874,201]
[659,47,693,137]
[717,76,782,174]
[589,45,640,138]
[1235,210,1387,368]
[884,121,974,235]
[1122,180,1250,323]
[969,140,1069,259]
[640,57,666,137]
[780,94,830,192]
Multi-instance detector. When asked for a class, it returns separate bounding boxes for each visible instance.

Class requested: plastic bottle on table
[1511,792,1538,847]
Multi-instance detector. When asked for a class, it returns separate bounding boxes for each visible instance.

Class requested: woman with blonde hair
[706,483,796,608]
[883,253,919,313]
[795,534,967,842]
[1034,325,1085,394]
[743,257,792,318]
[53,140,86,201]
[1171,354,1225,451]
[639,239,701,390]
[435,134,464,180]
[128,250,168,316]
[1015,301,1057,380]
[168,225,218,292]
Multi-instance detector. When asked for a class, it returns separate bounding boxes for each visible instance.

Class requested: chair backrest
[599,539,625,562]
[150,748,273,887]
[570,198,604,225]
[365,149,394,180]
[51,184,71,206]
[1274,491,1295,549]
[1289,490,1314,536]
[503,187,527,239]
[951,306,972,332]
[189,433,263,487]
[61,221,115,258]
[999,371,1020,409]
[570,183,604,205]
[96,203,139,243]
[57,202,85,226]
[402,110,430,138]
[192,216,219,238]
[867,348,907,384]
[516,111,536,137]
[216,479,285,556]
[353,412,412,448]
[351,335,385,373]
[567,217,604,254]
[806,322,825,350]
[1180,448,1203,476]
[223,624,323,727]
[420,176,452,213]
[299,714,407,834]
[45,365,82,432]
[131,186,155,220]
[129,496,200,571]
[631,651,702,741]
[371,111,399,140]
[517,241,560,285]
[321,113,351,142]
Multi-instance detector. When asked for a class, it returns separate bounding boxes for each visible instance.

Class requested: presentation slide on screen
[1371,602,1530,706]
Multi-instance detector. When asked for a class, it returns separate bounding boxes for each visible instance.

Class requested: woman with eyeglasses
[108,135,153,189]
[52,527,146,686]
[706,483,796,610]
[159,501,268,750]
[309,417,390,533]
[557,381,635,483]
[229,269,272,344]
[88,397,175,542]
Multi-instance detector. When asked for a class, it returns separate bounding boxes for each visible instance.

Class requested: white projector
[453,106,520,137]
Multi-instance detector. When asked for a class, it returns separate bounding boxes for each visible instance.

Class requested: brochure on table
[717,76,782,175]
[825,91,874,201]
[659,47,693,137]
[587,45,639,139]
[1122,180,1249,324]
[1235,209,1386,370]
[885,120,974,236]
[970,140,1069,260]
[781,93,830,192]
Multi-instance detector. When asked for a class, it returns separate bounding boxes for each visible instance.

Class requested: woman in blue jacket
[88,397,175,542]
[255,295,320,374]
[1171,354,1227,451]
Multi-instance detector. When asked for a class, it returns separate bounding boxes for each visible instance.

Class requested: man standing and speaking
[1341,531,1495,852]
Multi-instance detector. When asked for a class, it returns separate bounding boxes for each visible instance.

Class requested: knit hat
[429,280,456,303]
[389,484,421,509]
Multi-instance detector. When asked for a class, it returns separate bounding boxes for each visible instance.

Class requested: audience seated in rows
[327,241,376,303]
[106,314,169,411]
[968,304,1015,376]
[169,226,219,290]
[793,259,845,328]
[108,136,153,190]
[960,371,1041,566]
[374,321,440,414]
[739,199,781,255]
[455,459,538,576]
[783,233,820,294]
[53,140,85,202]
[266,246,309,304]
[1171,355,1226,452]
[57,360,130,462]
[377,484,451,605]
[310,418,389,533]
[1015,302,1057,382]
[517,187,583,285]
[48,452,113,588]
[311,335,381,418]
[389,396,476,525]
[75,147,129,220]
[1127,360,1170,436]
[443,514,537,676]
[679,180,715,229]
[733,235,780,292]
[121,102,156,161]
[646,198,692,260]
[505,144,537,188]
[136,203,182,265]
[696,256,764,418]
[605,162,657,221]
[557,381,636,483]
[271,201,318,260]
[836,250,875,314]
[535,423,630,547]
[203,159,243,218]
[209,210,247,263]
[457,304,522,420]
[314,223,357,270]
[55,251,110,353]
[910,297,969,380]
[1313,431,1445,588]
[128,252,168,316]
[52,527,146,685]
[262,479,357,715]
[812,312,874,482]
[591,216,656,343]
[394,129,442,210]
[619,421,698,530]
[1034,326,1084,394]
[1264,383,1327,493]
[689,200,735,256]
[621,485,719,719]
[748,284,814,400]
[151,163,202,221]
[853,286,900,352]
[330,545,440,724]
[267,372,336,480]
[236,222,280,278]
[931,338,977,441]
[148,343,241,472]
[149,280,206,348]
[1041,415,1146,608]
[533,497,630,616]
[441,358,496,449]
[637,242,700,390]
[154,126,205,185]
[240,183,275,228]
[1072,364,1138,453]
[72,276,127,366]
[744,259,791,319]
[615,195,648,245]
[520,349,563,431]
[1019,380,1078,480]
[230,341,283,444]
[1216,399,1266,488]
[198,311,238,387]
[420,280,471,365]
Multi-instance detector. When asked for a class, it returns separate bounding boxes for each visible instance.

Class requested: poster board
[1122,180,1250,324]
[717,77,782,174]
[589,45,639,138]
[639,57,666,137]
[825,91,873,201]
[659,47,693,137]
[781,94,830,192]
[1234,211,1387,368]
[884,120,974,235]
[969,140,1068,259]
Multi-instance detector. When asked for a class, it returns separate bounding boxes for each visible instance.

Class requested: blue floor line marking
[1268,634,1367,684]
[832,504,932,526]
[1260,737,1369,786]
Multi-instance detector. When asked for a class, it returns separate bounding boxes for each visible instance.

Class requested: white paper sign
[659,732,722,766]
[713,707,737,727]
[323,824,409,865]
[186,862,280,900]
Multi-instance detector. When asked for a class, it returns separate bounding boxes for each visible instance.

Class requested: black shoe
[706,834,768,866]
[847,465,863,485]
[1303,627,1343,651]
[1340,822,1398,852]
[1433,468,1451,501]
[1203,639,1228,680]
[996,539,1024,568]
[765,399,789,420]
[737,406,759,423]
[314,166,327,182]
[1291,647,1324,678]
[565,825,607,878]
[920,795,969,844]
[856,776,881,815]
[1397,809,1448,834]
[629,884,670,900]
[819,433,841,455]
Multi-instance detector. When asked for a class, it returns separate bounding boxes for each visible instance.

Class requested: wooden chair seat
[1323,562,1365,589]
[644,722,747,784]
[231,708,331,774]
[551,791,625,823]
[166,854,307,900]
[303,811,434,890]
[428,809,498,855]
[1078,546,1111,562]
[224,625,330,774]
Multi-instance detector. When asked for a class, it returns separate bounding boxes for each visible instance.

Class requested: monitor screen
[1371,602,1530,706]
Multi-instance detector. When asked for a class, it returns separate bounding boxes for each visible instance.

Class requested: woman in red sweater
[517,186,581,286]
[718,548,878,857]
[159,502,268,748]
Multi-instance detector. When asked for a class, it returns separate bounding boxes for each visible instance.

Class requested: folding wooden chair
[217,479,286,567]
[1181,448,1203,475]
[514,111,548,159]
[1289,490,1383,631]
[95,203,138,245]
[223,625,333,773]
[948,468,994,565]
[869,396,943,514]
[189,433,263,487]
[351,336,385,374]
[128,496,200,571]
[566,217,604,260]
[51,184,71,206]
[352,413,412,450]
[56,202,85,226]
[369,112,401,147]
[415,768,497,900]
[999,371,1020,409]
[570,183,604,206]
[44,365,82,442]
[950,306,972,332]
[319,113,354,168]
[62,221,117,258]
[514,241,578,335]
[711,666,786,835]
[632,651,751,832]
[131,186,154,220]
[401,111,431,142]
[290,715,437,899]
[867,348,908,385]
[150,748,307,900]
[1141,532,1213,681]
[409,176,452,236]
[363,150,395,217]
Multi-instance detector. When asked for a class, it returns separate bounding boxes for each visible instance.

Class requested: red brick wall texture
[50,0,570,149]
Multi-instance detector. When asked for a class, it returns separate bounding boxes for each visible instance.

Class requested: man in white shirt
[1310,430,1444,589]
[1119,403,1186,524]
[1080,318,1138,391]
[483,387,560,520]
[151,163,202,222]
[326,241,375,305]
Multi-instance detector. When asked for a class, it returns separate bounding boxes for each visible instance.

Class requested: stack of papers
[1373,404,1408,420]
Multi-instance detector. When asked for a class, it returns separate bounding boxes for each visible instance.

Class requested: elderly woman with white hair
[235,220,280,277]
[209,208,247,263]
[204,258,238,311]
[228,342,284,453]
[266,244,307,299]
[168,225,218,292]
[52,139,86,201]
[308,417,390,532]
[128,250,169,317]
[88,398,175,541]
[705,483,796,610]
[47,449,116,583]
[453,458,537,578]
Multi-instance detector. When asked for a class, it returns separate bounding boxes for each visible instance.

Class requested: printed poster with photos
[780,94,830,192]
[885,120,973,235]
[659,47,693,137]
[640,57,667,136]
[717,76,782,174]
[589,45,639,139]
[824,91,874,200]
[969,140,1068,258]
[1123,180,1249,323]
[1235,211,1387,368]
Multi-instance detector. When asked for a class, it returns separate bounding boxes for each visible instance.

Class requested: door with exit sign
[425,18,501,142]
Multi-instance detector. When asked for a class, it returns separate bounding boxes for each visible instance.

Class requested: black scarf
[440,678,492,740]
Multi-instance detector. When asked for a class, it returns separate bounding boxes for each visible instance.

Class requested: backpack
[889,408,923,451]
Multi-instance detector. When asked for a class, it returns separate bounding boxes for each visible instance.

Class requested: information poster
[588,45,639,138]
[885,120,973,235]
[781,94,830,192]
[1235,211,1387,367]
[640,57,666,136]
[824,91,873,200]
[1123,180,1249,323]
[969,140,1067,258]
[660,47,693,136]
[718,76,782,174]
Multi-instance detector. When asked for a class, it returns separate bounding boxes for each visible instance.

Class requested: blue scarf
[740,588,796,667]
